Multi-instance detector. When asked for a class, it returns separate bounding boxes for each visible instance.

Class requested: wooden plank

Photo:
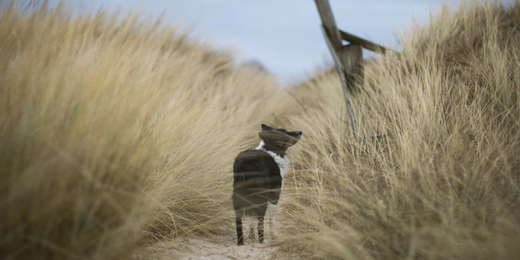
[339,29,390,55]
[339,43,364,92]
[315,0,342,49]
[321,25,358,136]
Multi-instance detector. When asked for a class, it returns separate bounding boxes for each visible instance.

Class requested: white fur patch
[266,203,278,239]
[254,140,265,151]
[246,216,258,240]
[254,141,290,180]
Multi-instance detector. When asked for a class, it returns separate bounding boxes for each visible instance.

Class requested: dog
[232,124,302,245]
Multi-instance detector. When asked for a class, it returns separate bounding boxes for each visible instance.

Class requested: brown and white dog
[232,124,302,245]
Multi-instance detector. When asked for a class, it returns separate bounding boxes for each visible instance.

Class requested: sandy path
[137,226,279,260]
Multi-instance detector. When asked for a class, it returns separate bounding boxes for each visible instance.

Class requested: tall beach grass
[2,0,520,259]
[0,1,293,259]
[280,1,520,259]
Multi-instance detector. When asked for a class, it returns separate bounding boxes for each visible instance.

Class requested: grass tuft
[0,1,291,259]
[2,0,520,259]
[280,1,520,259]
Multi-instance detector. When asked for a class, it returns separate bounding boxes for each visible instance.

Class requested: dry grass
[2,0,520,259]
[0,1,292,259]
[279,0,520,259]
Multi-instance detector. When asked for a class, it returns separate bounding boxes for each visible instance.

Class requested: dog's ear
[259,125,276,142]
[261,124,273,131]
[259,124,275,141]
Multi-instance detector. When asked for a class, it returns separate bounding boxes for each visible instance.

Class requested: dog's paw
[270,230,279,240]
[244,230,253,240]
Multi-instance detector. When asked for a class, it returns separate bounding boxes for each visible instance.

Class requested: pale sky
[19,0,473,83]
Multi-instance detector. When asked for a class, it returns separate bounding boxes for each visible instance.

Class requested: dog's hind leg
[236,216,244,245]
[258,216,264,243]
[267,203,278,240]
[246,216,258,242]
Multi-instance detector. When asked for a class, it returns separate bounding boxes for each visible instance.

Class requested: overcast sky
[21,0,468,83]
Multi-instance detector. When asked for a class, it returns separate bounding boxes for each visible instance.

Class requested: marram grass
[0,1,292,259]
[279,0,520,259]
[2,0,520,259]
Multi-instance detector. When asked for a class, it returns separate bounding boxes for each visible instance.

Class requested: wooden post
[314,0,392,140]
[316,0,359,136]
[320,26,359,136]
[339,43,364,93]
[315,0,342,49]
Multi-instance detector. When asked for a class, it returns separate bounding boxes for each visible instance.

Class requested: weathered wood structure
[315,0,394,137]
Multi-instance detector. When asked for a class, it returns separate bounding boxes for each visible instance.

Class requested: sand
[137,226,280,260]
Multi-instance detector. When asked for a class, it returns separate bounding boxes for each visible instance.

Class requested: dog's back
[232,149,282,217]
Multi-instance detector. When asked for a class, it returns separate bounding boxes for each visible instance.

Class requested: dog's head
[258,124,302,149]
